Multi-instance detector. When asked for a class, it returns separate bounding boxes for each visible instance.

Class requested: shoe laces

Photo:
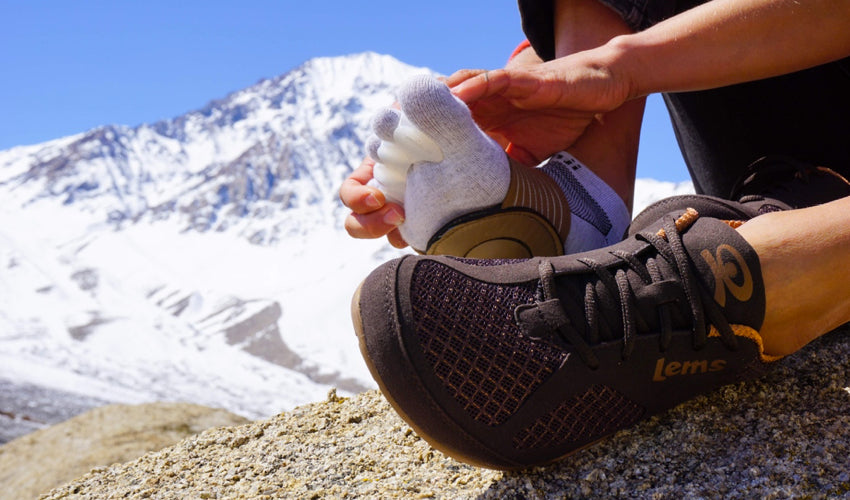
[522,209,740,369]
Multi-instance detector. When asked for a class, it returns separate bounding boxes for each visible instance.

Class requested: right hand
[340,156,408,249]
[447,50,633,166]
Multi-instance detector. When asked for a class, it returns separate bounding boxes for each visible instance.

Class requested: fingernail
[365,193,381,209]
[383,208,404,226]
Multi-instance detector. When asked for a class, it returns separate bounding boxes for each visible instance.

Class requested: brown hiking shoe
[353,208,776,469]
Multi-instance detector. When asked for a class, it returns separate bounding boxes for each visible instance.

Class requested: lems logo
[700,244,753,307]
[653,357,726,381]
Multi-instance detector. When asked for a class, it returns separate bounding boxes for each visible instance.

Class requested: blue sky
[0,0,689,181]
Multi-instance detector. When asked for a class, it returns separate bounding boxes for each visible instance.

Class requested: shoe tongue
[681,217,765,330]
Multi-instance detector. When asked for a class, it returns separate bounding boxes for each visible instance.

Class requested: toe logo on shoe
[700,244,753,307]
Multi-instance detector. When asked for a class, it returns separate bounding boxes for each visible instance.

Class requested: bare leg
[554,0,646,211]
[737,196,850,356]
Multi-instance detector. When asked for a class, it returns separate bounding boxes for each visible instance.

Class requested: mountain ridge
[0,52,430,235]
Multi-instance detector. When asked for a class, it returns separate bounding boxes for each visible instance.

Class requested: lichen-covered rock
[39,326,850,499]
[0,402,247,500]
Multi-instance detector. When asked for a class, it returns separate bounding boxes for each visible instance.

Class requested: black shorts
[518,0,850,198]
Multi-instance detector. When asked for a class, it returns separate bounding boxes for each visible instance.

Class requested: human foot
[367,75,629,256]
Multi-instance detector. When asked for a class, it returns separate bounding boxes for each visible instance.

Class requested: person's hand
[340,156,408,248]
[447,51,632,166]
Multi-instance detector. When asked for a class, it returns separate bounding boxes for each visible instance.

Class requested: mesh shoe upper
[354,209,774,469]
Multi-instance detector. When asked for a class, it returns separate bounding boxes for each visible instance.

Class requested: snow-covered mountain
[0,52,692,441]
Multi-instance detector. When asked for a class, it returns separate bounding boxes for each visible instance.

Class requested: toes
[366,135,382,162]
[397,75,476,146]
[370,106,442,164]
[368,134,418,167]
[371,108,400,141]
[391,115,443,163]
[367,173,406,205]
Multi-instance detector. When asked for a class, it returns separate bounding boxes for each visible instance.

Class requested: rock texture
[39,326,850,499]
[0,402,247,500]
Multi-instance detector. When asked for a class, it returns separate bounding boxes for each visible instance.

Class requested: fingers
[444,68,488,88]
[340,156,407,245]
[339,157,384,213]
[450,68,548,111]
[446,69,492,104]
[386,228,408,249]
[343,204,406,240]
[448,69,512,105]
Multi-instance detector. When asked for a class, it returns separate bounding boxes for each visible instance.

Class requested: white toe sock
[367,75,510,251]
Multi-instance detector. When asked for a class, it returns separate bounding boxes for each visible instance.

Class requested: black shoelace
[521,211,740,369]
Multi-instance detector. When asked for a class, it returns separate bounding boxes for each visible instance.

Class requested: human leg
[511,0,649,210]
[352,0,850,471]
[665,58,850,197]
[628,158,850,357]
[550,0,647,210]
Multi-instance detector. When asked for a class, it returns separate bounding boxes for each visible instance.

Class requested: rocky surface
[37,325,850,499]
[0,402,247,500]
